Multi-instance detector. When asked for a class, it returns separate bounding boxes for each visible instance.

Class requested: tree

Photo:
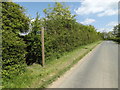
[113,24,120,42]
[113,24,120,37]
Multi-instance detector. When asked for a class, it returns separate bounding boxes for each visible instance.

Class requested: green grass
[3,41,102,88]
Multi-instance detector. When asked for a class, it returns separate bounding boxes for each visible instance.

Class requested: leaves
[42,3,102,61]
[2,2,28,80]
[2,2,103,82]
[23,13,42,65]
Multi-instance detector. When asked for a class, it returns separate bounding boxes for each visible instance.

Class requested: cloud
[97,28,105,32]
[106,21,118,27]
[31,19,35,22]
[98,9,118,17]
[75,0,119,17]
[80,18,96,25]
[97,28,113,32]
[97,21,118,32]
[96,21,118,32]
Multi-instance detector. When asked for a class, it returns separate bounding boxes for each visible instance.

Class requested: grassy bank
[3,41,102,88]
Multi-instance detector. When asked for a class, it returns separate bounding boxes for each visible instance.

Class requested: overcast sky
[14,0,119,32]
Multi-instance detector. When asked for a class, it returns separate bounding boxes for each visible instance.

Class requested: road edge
[47,41,103,88]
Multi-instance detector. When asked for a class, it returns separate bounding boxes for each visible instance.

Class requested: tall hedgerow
[2,2,29,80]
[42,2,102,61]
[19,2,103,65]
[43,2,77,60]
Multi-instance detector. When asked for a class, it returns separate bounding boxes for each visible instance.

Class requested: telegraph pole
[41,27,45,67]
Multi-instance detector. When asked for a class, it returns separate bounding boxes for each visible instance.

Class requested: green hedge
[25,3,103,63]
[2,2,103,81]
[2,2,29,80]
[42,3,102,61]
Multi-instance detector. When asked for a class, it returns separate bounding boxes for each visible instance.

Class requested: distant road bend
[49,41,118,88]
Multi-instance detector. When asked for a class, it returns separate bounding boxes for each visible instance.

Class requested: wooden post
[41,27,45,67]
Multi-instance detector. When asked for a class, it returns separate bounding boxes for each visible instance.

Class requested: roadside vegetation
[2,2,104,88]
[103,24,120,43]
[3,41,102,88]
[111,24,120,43]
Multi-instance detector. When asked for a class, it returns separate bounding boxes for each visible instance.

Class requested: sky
[13,0,119,32]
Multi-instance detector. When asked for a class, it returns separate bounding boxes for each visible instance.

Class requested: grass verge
[3,41,102,88]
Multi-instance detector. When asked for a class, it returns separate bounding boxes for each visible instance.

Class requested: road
[49,41,118,88]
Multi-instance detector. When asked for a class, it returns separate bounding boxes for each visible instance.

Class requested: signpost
[41,27,45,67]
[36,27,45,67]
[19,24,45,67]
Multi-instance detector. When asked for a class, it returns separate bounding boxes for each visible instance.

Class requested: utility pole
[41,27,45,67]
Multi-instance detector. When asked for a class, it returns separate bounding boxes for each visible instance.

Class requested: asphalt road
[49,41,118,88]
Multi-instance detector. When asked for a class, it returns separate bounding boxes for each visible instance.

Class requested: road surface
[49,41,118,88]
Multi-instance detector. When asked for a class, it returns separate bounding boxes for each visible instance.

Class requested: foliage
[3,41,101,88]
[23,13,42,65]
[112,24,120,43]
[2,2,103,83]
[2,2,29,80]
[113,24,120,37]
[42,2,102,61]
